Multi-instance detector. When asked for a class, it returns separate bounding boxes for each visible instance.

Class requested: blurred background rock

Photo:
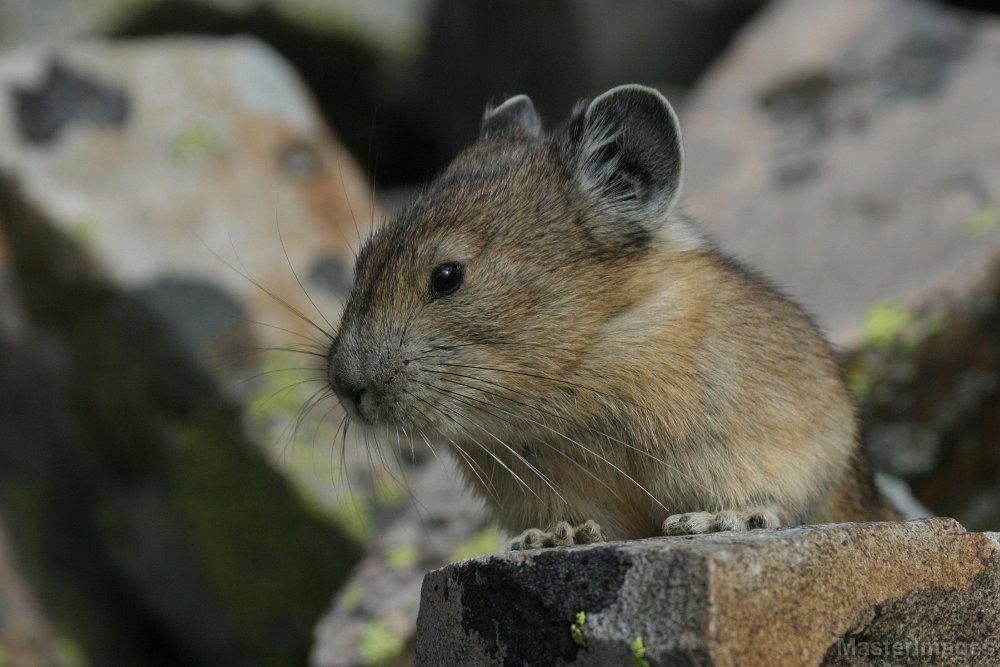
[0,1,996,666]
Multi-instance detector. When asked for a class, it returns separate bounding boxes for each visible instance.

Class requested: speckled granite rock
[416,519,1000,666]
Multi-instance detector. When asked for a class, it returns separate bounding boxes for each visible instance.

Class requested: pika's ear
[481,94,542,140]
[565,85,686,240]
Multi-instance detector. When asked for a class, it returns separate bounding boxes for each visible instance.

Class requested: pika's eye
[430,262,463,297]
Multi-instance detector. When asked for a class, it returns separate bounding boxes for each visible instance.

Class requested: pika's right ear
[564,85,686,243]
[481,95,542,140]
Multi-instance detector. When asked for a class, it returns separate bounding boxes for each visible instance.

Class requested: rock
[849,259,1000,531]
[0,511,61,667]
[0,171,361,666]
[0,36,494,667]
[680,0,1000,347]
[310,457,495,667]
[416,518,1000,666]
[0,34,389,535]
[0,37,375,384]
[112,0,426,187]
[673,0,1000,532]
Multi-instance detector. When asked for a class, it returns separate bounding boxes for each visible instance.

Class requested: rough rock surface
[0,37,375,383]
[0,159,359,665]
[681,0,1000,347]
[852,259,1000,531]
[310,457,497,667]
[416,519,1000,667]
[0,33,384,566]
[0,511,60,667]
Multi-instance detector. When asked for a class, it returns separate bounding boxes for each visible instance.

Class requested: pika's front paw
[508,520,606,550]
[662,508,780,536]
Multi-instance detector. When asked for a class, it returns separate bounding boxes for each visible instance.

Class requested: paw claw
[575,519,604,544]
[508,520,607,550]
[662,508,780,536]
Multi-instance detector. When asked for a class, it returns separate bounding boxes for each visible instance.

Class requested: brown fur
[327,86,899,544]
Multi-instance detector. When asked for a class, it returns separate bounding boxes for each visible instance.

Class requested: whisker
[430,361,620,404]
[197,229,334,341]
[402,388,545,501]
[248,376,327,419]
[333,154,361,259]
[235,316,328,347]
[420,377,635,508]
[276,221,336,333]
[412,380,566,505]
[426,367,707,492]
[307,397,342,480]
[418,340,580,355]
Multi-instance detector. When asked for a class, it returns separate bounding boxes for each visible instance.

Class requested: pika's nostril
[349,385,365,409]
[334,375,366,409]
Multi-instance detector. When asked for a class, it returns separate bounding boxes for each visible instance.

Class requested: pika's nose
[328,342,367,414]
[338,378,366,412]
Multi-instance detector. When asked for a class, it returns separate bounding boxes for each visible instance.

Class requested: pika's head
[327,85,697,439]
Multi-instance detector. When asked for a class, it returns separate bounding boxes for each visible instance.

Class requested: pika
[326,84,899,549]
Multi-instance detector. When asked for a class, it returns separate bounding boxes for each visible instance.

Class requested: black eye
[430,262,463,297]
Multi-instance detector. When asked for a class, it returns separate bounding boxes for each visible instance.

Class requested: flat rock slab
[416,518,999,666]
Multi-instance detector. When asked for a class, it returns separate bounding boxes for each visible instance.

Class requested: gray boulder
[680,0,1000,347]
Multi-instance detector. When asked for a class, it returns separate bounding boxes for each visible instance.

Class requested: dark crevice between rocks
[938,0,1000,14]
[850,259,1000,531]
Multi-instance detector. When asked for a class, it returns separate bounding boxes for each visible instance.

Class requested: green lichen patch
[570,611,587,648]
[337,582,365,613]
[53,635,88,667]
[372,474,406,508]
[246,350,317,423]
[172,405,361,666]
[844,356,873,402]
[69,214,101,248]
[357,619,405,667]
[450,527,505,562]
[168,118,226,165]
[863,299,911,349]
[384,545,419,569]
[967,208,1000,236]
[630,635,651,667]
